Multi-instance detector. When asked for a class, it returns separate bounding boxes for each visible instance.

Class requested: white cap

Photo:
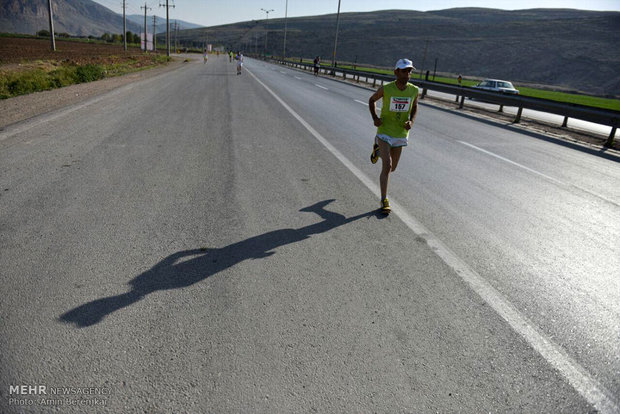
[395,58,415,70]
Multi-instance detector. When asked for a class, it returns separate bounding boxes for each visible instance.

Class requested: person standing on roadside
[313,56,320,76]
[368,58,419,213]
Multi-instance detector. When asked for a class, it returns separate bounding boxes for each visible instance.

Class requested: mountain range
[0,0,201,36]
[177,8,620,96]
[126,14,202,34]
[0,0,140,35]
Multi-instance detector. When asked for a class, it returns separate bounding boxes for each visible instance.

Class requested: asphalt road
[0,55,618,413]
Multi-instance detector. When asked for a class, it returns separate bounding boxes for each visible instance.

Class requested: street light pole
[260,8,274,56]
[123,0,127,50]
[331,0,341,73]
[283,0,288,59]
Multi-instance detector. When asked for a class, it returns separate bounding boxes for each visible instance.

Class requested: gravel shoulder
[0,56,190,129]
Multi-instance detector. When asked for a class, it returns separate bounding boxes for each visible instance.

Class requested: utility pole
[47,0,55,51]
[283,0,288,59]
[174,20,178,53]
[141,3,152,52]
[152,15,157,51]
[260,8,273,56]
[159,0,175,56]
[122,0,127,50]
[331,0,341,73]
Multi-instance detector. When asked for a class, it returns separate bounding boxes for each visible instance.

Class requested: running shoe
[370,143,380,164]
[381,197,391,213]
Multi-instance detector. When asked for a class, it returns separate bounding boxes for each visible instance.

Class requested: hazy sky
[93,0,620,27]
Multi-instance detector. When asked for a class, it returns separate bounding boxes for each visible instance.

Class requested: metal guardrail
[271,58,619,147]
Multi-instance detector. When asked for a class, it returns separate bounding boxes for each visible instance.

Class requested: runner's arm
[404,95,419,130]
[369,87,384,127]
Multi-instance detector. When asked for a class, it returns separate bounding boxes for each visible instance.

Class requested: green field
[289,59,620,112]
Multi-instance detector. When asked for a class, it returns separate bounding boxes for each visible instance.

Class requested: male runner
[236,52,244,75]
[368,58,419,213]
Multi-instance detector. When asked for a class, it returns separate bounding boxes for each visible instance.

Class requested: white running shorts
[376,134,408,147]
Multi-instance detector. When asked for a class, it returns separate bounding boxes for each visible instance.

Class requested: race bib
[390,97,411,112]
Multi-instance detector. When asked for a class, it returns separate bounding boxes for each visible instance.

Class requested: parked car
[472,79,520,95]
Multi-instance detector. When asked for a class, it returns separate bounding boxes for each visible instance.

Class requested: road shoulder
[0,58,188,129]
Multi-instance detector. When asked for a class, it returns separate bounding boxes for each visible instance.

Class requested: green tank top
[377,81,419,138]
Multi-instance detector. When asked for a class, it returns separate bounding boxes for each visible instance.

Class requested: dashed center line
[459,141,565,185]
[315,84,329,90]
[458,141,618,206]
[354,99,367,106]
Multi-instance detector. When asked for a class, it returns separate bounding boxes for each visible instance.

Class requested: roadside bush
[49,66,79,87]
[75,64,105,83]
[0,74,10,98]
[4,70,53,96]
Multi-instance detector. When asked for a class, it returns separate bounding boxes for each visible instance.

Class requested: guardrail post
[514,107,523,123]
[421,88,427,99]
[455,95,459,102]
[459,95,465,109]
[373,77,376,87]
[562,116,568,127]
[498,104,504,113]
[605,127,616,147]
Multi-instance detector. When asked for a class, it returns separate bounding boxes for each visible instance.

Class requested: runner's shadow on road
[59,200,384,328]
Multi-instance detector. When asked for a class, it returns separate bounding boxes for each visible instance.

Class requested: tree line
[36,30,142,44]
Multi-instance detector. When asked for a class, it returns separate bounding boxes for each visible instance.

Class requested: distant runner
[313,56,320,76]
[368,58,419,214]
[203,49,208,64]
[236,52,244,75]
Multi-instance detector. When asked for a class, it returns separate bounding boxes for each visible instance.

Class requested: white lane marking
[459,141,619,207]
[245,66,618,414]
[280,71,286,74]
[459,141,566,185]
[354,99,367,106]
[315,84,329,90]
[294,76,302,80]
